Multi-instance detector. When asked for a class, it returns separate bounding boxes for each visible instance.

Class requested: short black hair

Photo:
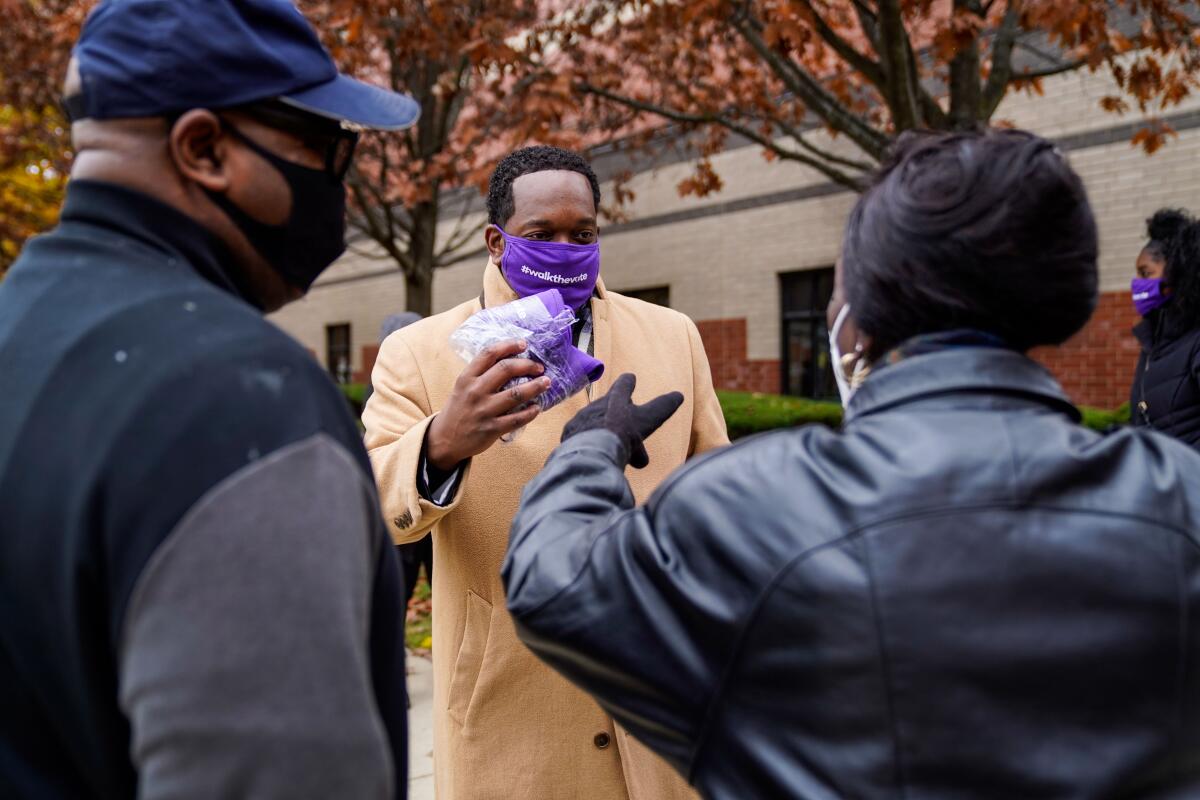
[486,145,601,227]
[1145,208,1200,333]
[842,128,1098,359]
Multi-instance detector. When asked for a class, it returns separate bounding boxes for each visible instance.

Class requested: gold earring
[840,342,864,371]
[845,343,871,388]
[850,362,872,389]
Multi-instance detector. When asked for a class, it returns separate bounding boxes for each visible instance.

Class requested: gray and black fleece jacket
[0,181,407,799]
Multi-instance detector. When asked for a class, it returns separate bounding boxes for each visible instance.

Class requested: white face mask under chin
[829,304,868,408]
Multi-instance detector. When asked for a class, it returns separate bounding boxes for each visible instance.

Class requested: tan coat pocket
[447,590,492,727]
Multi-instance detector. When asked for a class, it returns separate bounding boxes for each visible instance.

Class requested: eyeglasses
[235,101,360,181]
[156,100,360,181]
[61,96,364,181]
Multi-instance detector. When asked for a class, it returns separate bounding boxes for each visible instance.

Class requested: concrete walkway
[408,652,435,800]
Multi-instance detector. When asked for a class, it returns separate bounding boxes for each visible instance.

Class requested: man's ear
[63,56,82,98]
[484,224,505,264]
[168,109,230,192]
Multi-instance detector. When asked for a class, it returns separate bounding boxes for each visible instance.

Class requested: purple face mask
[498,228,600,310]
[1132,277,1170,316]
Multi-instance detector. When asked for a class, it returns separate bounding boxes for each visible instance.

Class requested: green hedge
[341,382,1130,439]
[341,382,367,418]
[719,391,1130,439]
[719,391,844,439]
[1080,402,1131,431]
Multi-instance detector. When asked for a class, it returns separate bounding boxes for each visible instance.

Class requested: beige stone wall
[270,62,1200,375]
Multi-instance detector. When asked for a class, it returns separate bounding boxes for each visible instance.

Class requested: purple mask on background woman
[497,228,600,310]
[1131,277,1170,317]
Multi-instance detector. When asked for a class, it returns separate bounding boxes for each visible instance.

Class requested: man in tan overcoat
[363,145,728,799]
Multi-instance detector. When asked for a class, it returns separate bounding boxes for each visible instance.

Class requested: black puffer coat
[1131,309,1200,447]
[506,347,1200,800]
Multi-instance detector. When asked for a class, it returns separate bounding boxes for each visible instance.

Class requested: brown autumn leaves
[2,0,1197,279]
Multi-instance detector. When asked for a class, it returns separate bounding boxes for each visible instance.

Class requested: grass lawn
[406,570,432,655]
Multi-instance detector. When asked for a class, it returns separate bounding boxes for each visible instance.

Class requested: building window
[619,285,671,308]
[326,323,352,384]
[780,268,836,400]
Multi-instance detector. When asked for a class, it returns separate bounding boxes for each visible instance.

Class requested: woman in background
[1131,209,1200,447]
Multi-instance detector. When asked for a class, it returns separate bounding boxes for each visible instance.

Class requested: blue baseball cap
[65,0,419,131]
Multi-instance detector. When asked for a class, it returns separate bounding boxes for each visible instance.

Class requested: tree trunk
[877,0,921,132]
[405,198,438,316]
[405,269,433,317]
[947,0,984,130]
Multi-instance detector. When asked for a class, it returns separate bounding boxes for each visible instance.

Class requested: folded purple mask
[449,289,604,416]
[532,289,606,406]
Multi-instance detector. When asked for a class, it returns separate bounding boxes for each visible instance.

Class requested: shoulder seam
[685,500,1200,781]
[115,432,377,662]
[686,532,843,779]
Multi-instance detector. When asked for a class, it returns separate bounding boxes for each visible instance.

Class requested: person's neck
[71,155,194,220]
[60,179,256,300]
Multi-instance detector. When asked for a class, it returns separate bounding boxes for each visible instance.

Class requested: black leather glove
[562,373,684,469]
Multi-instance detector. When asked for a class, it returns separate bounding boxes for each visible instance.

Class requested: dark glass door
[326,323,351,384]
[780,268,836,400]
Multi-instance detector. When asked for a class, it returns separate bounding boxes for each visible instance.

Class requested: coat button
[594,732,611,749]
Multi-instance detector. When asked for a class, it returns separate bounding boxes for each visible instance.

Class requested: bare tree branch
[436,214,488,266]
[345,241,394,261]
[440,56,473,141]
[346,165,416,272]
[728,8,890,158]
[900,27,950,128]
[848,0,946,128]
[795,0,886,88]
[578,82,869,189]
[980,6,1021,118]
[853,0,880,15]
[1014,39,1074,67]
[435,174,489,263]
[754,112,879,171]
[1011,57,1089,81]
[349,169,414,239]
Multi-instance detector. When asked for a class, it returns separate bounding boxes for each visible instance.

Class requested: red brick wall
[697,291,1140,409]
[695,318,781,394]
[355,344,380,385]
[354,304,1138,406]
[1029,290,1140,410]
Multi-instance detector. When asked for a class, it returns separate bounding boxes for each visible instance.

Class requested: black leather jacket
[1132,312,1200,447]
[504,348,1200,800]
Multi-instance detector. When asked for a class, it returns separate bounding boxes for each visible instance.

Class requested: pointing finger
[636,391,685,435]
[607,372,637,404]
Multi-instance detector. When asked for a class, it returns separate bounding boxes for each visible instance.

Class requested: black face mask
[205,124,347,293]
